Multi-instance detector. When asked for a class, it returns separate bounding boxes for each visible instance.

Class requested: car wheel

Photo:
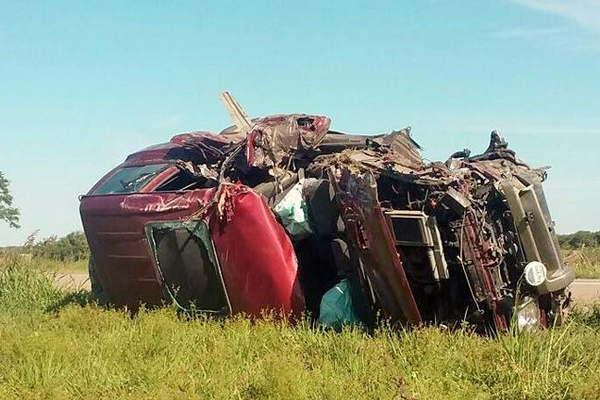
[88,256,110,306]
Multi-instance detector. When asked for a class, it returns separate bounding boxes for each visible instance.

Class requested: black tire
[88,257,110,306]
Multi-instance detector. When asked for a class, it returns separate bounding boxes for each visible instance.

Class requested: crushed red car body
[80,93,574,331]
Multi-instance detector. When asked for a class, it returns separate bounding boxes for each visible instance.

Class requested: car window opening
[146,221,229,314]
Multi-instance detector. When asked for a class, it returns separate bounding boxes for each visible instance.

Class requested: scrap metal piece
[484,130,508,153]
[247,114,331,170]
[219,91,252,133]
[460,208,508,330]
[440,187,471,215]
[330,168,422,326]
[252,171,298,204]
[370,127,423,169]
[428,216,450,280]
[385,210,449,281]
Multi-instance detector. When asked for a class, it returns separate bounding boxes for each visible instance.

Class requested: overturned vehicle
[80,93,574,331]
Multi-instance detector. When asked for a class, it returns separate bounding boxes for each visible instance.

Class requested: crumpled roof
[246,114,332,169]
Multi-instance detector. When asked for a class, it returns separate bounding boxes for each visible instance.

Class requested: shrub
[0,255,64,315]
[29,231,90,262]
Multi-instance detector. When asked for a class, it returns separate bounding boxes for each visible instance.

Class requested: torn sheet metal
[207,185,305,316]
[81,184,305,317]
[246,114,331,170]
[330,170,422,325]
[80,92,573,332]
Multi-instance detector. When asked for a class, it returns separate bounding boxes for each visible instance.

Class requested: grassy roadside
[564,247,600,279]
[0,239,600,279]
[0,254,87,273]
[2,257,600,399]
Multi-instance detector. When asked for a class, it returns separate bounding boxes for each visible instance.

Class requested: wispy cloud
[511,0,600,32]
[498,1,600,51]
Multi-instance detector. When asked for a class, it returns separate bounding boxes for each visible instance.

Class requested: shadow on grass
[570,302,600,328]
[46,289,94,313]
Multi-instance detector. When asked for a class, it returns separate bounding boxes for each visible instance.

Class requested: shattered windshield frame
[91,163,169,195]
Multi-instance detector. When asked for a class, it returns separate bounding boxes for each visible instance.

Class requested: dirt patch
[53,272,90,291]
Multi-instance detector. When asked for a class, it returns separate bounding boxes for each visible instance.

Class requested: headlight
[524,261,547,287]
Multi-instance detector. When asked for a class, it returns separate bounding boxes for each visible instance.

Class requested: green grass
[2,257,600,399]
[0,253,87,272]
[564,247,600,279]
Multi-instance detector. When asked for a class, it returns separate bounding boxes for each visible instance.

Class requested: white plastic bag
[274,179,313,239]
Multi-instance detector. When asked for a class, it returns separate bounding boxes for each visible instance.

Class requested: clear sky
[1,0,599,245]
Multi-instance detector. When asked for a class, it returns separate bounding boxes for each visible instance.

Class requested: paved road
[568,279,600,303]
[54,273,600,303]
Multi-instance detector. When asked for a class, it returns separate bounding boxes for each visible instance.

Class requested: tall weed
[0,255,64,314]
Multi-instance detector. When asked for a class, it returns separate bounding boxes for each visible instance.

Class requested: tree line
[1,171,89,261]
[27,231,90,261]
[557,231,600,249]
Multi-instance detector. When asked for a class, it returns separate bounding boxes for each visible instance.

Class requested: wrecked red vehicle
[80,93,574,331]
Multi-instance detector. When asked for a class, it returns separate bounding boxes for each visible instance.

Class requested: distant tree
[0,171,20,229]
[558,231,600,249]
[32,231,89,261]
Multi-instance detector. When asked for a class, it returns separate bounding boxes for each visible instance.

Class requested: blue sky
[1,0,599,245]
